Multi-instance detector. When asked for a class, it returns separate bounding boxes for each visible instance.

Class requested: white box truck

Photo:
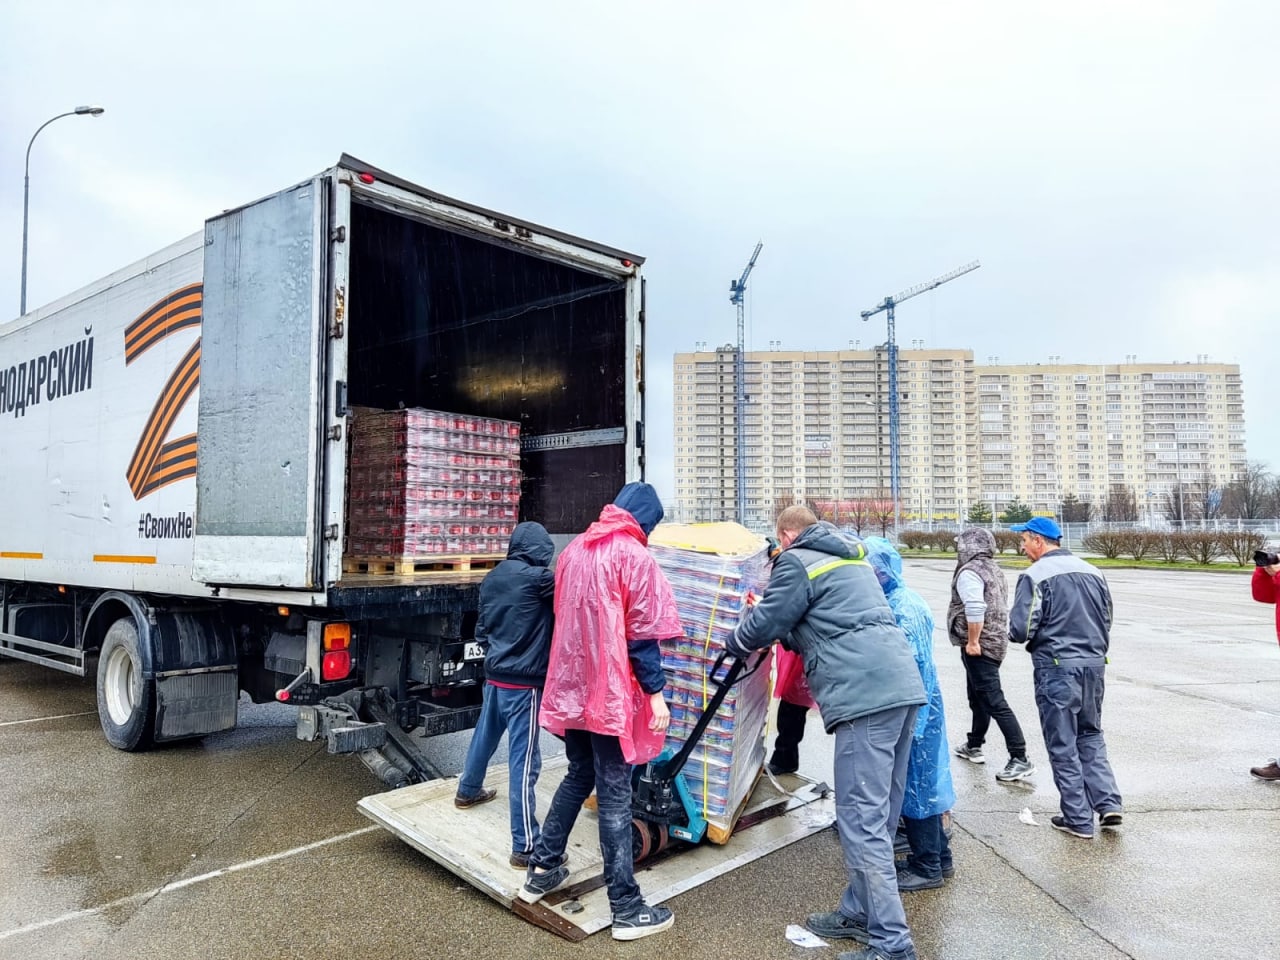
[0,155,649,785]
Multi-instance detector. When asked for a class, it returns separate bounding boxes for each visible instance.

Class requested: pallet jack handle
[651,647,769,783]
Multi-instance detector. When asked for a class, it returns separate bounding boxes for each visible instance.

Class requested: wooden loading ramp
[358,755,835,941]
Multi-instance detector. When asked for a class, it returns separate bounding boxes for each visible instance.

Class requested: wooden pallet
[341,554,504,577]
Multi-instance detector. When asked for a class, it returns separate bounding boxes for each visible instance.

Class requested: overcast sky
[2,1,1276,507]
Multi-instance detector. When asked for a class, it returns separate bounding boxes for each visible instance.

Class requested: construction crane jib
[859,260,980,533]
[730,242,763,525]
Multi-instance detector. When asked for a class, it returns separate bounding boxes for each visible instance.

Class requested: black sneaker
[1050,816,1094,839]
[895,867,944,892]
[612,903,674,941]
[517,864,569,903]
[805,910,871,943]
[954,743,985,764]
[1099,810,1123,828]
[995,757,1036,782]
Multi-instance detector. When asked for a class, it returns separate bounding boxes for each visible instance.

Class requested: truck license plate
[463,642,484,661]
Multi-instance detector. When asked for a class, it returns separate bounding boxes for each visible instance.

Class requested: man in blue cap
[1008,516,1123,840]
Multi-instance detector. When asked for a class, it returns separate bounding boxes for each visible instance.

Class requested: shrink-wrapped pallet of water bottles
[648,522,774,840]
[346,407,522,559]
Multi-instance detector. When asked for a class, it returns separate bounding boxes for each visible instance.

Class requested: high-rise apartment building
[672,348,1246,528]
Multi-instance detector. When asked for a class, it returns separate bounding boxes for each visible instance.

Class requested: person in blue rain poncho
[864,538,956,892]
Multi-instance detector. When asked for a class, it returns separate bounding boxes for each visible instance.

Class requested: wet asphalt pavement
[2,564,1278,960]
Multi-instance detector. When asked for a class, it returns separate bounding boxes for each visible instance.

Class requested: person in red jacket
[1249,555,1280,782]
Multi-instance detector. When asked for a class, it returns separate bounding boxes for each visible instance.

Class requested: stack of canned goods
[346,408,522,557]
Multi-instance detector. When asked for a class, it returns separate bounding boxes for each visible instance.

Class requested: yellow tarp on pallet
[648,521,765,557]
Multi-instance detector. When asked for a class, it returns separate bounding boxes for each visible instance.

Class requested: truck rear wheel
[96,617,155,750]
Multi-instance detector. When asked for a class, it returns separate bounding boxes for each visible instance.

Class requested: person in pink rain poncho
[518,482,684,942]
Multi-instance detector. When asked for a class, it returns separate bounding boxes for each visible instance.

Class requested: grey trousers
[833,704,919,957]
[1034,662,1123,831]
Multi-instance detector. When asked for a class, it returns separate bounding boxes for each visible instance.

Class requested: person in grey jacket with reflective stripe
[1008,517,1123,840]
[728,507,926,960]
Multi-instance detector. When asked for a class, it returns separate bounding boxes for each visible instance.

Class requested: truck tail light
[323,623,351,650]
[321,623,352,680]
[322,650,351,681]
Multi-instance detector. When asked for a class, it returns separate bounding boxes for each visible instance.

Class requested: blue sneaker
[517,864,568,903]
[612,903,674,940]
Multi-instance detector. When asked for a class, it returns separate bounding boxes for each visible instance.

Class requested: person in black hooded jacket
[455,522,556,868]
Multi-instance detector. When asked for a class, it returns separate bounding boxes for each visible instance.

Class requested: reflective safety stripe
[806,557,866,580]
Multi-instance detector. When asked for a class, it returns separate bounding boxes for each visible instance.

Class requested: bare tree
[1190,472,1222,524]
[808,499,837,523]
[1223,461,1272,519]
[1060,494,1092,523]
[846,499,871,536]
[1163,483,1192,525]
[869,488,896,537]
[1100,484,1139,522]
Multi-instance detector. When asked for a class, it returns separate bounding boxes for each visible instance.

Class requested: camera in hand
[1254,550,1280,567]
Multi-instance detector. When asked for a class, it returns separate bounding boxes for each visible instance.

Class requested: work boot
[837,947,918,960]
[611,903,674,941]
[453,787,497,809]
[1249,760,1280,782]
[895,866,944,892]
[805,911,871,942]
[953,743,985,764]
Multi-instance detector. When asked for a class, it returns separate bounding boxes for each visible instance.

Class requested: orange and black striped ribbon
[125,283,202,365]
[124,284,203,499]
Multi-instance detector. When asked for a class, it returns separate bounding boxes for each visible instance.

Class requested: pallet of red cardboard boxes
[344,407,522,575]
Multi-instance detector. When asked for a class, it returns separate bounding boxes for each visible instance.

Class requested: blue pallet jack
[630,648,770,859]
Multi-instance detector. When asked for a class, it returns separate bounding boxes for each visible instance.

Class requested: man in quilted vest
[948,528,1035,783]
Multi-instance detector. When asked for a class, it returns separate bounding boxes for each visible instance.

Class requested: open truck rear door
[192,178,331,588]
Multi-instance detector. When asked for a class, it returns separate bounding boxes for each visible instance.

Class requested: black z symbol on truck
[124,283,202,499]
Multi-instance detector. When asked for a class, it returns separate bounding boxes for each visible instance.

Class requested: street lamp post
[21,105,104,315]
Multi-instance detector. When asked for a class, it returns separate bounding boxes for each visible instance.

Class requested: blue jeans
[902,814,952,880]
[1034,662,1123,833]
[529,729,643,916]
[833,705,918,958]
[458,684,543,855]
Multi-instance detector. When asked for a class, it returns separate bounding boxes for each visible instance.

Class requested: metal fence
[893,519,1280,551]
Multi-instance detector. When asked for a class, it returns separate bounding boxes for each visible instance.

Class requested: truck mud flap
[358,755,835,940]
[154,669,238,741]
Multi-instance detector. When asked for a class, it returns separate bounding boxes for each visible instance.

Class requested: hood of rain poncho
[538,502,683,764]
[612,481,665,536]
[505,521,553,567]
[864,537,956,819]
[956,527,997,566]
[864,536,905,594]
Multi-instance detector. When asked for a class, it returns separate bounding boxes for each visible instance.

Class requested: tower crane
[860,260,980,532]
[729,242,762,525]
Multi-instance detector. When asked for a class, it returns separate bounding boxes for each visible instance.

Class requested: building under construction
[671,348,1246,529]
